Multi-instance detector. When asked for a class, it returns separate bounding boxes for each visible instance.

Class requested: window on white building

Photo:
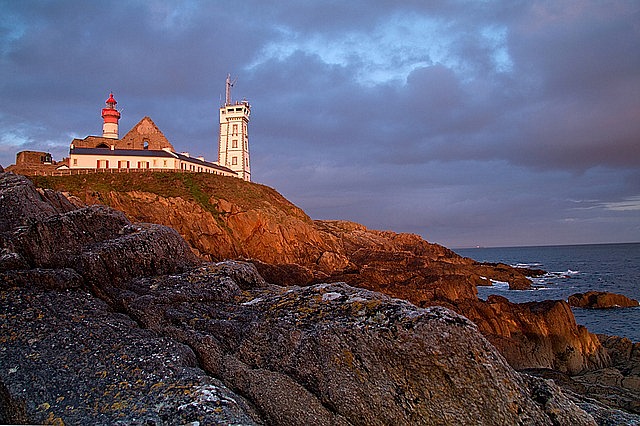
[232,157,237,165]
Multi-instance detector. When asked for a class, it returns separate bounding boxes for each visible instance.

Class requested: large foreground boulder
[0,172,77,233]
[0,282,258,425]
[120,269,600,425]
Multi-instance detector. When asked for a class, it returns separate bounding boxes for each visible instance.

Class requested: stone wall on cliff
[0,171,619,425]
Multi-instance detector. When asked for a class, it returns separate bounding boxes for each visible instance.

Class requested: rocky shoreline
[29,173,611,374]
[568,291,639,309]
[1,171,639,424]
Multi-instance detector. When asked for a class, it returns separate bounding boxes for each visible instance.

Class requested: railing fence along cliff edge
[18,168,225,177]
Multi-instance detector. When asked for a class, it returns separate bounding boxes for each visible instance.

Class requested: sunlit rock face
[457,296,609,375]
[568,291,639,309]
[0,171,601,425]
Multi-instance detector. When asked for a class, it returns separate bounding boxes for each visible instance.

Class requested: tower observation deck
[218,74,251,181]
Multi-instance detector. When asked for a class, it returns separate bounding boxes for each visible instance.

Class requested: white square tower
[218,75,251,181]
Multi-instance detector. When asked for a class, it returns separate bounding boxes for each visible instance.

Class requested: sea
[454,243,640,343]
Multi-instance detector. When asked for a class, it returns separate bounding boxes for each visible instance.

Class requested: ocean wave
[489,279,510,288]
[462,243,640,342]
[512,262,543,268]
[538,270,581,280]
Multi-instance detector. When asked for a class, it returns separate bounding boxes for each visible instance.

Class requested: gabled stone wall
[71,117,175,152]
[119,116,175,151]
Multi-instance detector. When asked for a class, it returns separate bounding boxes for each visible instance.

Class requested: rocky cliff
[568,291,640,309]
[3,171,628,424]
[31,172,609,375]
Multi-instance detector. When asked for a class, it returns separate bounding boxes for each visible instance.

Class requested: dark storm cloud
[1,0,638,247]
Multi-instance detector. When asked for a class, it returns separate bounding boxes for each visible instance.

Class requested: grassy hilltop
[30,172,306,220]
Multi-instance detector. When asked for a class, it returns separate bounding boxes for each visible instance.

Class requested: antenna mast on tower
[225,74,238,105]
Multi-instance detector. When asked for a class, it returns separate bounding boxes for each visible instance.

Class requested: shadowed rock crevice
[0,381,28,425]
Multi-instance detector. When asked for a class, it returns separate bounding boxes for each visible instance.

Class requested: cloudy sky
[1,1,639,248]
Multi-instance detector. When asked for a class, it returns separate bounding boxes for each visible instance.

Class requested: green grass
[29,172,310,221]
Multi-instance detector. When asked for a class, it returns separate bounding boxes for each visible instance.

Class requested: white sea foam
[459,243,640,342]
[512,262,543,268]
[489,279,509,289]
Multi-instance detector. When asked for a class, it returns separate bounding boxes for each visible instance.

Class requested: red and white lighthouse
[101,92,121,139]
